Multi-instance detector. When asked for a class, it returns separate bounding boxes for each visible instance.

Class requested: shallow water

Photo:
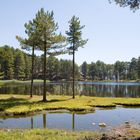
[0,81,140,97]
[0,108,140,131]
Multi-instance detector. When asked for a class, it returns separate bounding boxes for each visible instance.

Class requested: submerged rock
[99,123,106,127]
[92,122,96,125]
[125,121,130,124]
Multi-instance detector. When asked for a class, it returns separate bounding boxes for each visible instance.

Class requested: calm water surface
[0,81,140,97]
[0,82,140,131]
[0,108,140,131]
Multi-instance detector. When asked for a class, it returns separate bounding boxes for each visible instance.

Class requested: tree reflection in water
[0,82,140,97]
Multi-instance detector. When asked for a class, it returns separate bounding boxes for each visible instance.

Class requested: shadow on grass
[0,97,28,102]
[38,97,72,103]
[0,96,72,111]
[0,97,31,111]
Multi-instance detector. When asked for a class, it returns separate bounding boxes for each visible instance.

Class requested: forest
[0,45,140,81]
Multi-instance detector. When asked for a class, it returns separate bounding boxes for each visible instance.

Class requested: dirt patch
[79,123,140,140]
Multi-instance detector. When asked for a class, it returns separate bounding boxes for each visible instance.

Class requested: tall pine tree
[16,19,40,97]
[33,8,66,101]
[66,16,88,99]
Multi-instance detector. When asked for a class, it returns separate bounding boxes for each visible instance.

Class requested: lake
[0,81,140,97]
[0,108,140,131]
[0,81,140,131]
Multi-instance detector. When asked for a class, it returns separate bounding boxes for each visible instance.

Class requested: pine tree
[14,50,25,80]
[0,64,4,79]
[81,61,88,80]
[137,57,140,79]
[110,0,140,11]
[0,46,14,79]
[66,16,88,99]
[32,8,66,101]
[89,62,96,81]
[128,58,138,80]
[8,49,14,80]
[16,13,41,97]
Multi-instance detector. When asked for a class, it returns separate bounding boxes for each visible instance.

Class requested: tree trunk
[72,50,75,99]
[43,114,46,128]
[31,117,33,129]
[43,42,47,102]
[72,113,75,131]
[30,45,35,98]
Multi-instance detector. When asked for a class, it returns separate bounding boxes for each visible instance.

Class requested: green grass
[0,128,140,140]
[0,79,49,87]
[0,129,100,140]
[0,94,140,140]
[0,79,50,85]
[0,94,140,116]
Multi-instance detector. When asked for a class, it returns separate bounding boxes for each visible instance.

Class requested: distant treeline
[0,45,79,80]
[81,59,140,81]
[0,45,140,81]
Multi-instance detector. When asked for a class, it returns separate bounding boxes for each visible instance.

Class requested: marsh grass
[0,129,100,140]
[0,128,140,140]
[0,94,140,116]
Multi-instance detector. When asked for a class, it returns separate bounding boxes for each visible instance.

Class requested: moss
[0,94,140,116]
[127,129,140,138]
[113,98,140,106]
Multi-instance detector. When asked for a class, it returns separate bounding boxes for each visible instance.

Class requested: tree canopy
[110,0,140,11]
[66,15,88,98]
[29,8,66,101]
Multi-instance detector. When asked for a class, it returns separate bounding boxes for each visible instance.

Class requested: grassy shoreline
[0,94,140,139]
[0,129,100,140]
[0,94,140,116]
[0,127,140,140]
[0,79,49,85]
[0,79,139,84]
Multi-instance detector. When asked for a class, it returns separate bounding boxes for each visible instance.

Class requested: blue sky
[0,0,140,65]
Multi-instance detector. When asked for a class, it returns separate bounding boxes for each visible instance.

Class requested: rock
[123,137,128,140]
[11,95,16,99]
[7,129,11,132]
[118,134,122,137]
[125,121,130,124]
[92,122,96,125]
[125,124,131,128]
[115,131,122,137]
[100,134,109,140]
[99,123,106,127]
